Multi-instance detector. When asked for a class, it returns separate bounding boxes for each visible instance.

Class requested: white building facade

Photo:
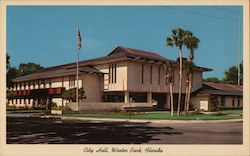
[8,46,213,111]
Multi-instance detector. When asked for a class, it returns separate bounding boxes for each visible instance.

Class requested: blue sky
[7,6,243,79]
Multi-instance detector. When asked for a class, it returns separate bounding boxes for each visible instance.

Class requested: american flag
[77,27,81,50]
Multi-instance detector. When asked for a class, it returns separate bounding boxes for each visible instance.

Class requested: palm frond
[166,37,174,47]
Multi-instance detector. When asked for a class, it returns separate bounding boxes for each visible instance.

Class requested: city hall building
[7,46,242,111]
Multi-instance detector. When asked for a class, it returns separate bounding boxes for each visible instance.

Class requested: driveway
[7,116,242,144]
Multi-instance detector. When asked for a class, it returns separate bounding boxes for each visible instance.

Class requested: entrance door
[152,93,167,110]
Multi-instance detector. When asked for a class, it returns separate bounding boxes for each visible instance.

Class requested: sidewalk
[42,114,243,124]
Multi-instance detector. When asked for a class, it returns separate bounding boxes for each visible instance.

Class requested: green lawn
[219,109,243,115]
[63,110,242,120]
[7,109,44,114]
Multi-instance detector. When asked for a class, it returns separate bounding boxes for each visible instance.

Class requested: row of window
[14,79,51,90]
[221,96,241,107]
[109,64,117,84]
[141,64,171,85]
[109,63,172,85]
[9,98,34,105]
[13,76,77,90]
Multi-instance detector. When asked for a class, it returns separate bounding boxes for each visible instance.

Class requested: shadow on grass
[7,117,182,144]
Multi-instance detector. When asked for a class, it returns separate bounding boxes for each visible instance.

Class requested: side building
[8,46,212,110]
[192,82,243,111]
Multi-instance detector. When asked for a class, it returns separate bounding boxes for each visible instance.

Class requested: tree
[184,31,200,115]
[17,62,43,77]
[6,53,18,88]
[223,62,243,85]
[7,90,15,100]
[7,67,18,88]
[183,60,195,115]
[166,28,186,116]
[164,62,175,116]
[203,77,222,83]
[6,54,43,88]
[62,87,86,102]
[6,53,10,70]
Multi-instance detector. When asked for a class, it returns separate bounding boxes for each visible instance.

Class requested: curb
[43,115,243,124]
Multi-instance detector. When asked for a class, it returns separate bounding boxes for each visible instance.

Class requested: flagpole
[237,16,240,86]
[76,46,79,111]
[76,25,80,111]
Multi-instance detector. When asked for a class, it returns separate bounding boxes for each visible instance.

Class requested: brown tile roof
[108,46,169,61]
[13,66,104,82]
[203,82,242,92]
[193,82,243,96]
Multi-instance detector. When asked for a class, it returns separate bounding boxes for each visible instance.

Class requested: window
[237,97,240,107]
[41,79,45,88]
[49,79,52,88]
[232,98,235,107]
[221,96,226,106]
[109,63,117,84]
[69,76,75,87]
[150,65,153,84]
[37,80,40,89]
[158,66,161,85]
[142,64,144,84]
[114,64,117,83]
[62,77,64,87]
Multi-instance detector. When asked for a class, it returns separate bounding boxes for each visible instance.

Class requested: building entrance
[152,93,167,110]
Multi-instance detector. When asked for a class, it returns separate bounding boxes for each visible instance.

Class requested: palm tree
[166,28,186,116]
[184,31,200,115]
[164,62,175,116]
[183,60,195,115]
[185,31,200,61]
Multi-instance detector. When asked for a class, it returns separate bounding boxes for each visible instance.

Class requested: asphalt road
[7,116,243,144]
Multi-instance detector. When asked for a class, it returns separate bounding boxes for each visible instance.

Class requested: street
[7,116,243,144]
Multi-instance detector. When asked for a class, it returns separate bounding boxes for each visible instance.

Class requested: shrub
[50,102,58,110]
[62,87,86,102]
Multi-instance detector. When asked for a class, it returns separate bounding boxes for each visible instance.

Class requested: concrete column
[147,92,152,104]
[166,93,170,109]
[124,91,129,103]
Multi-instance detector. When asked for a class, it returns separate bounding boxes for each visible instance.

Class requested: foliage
[62,87,86,102]
[7,67,18,88]
[183,60,195,77]
[184,31,200,61]
[163,62,175,83]
[166,27,187,116]
[6,54,43,88]
[7,90,15,100]
[223,62,243,85]
[203,77,222,83]
[6,53,10,70]
[50,102,58,109]
[163,62,175,116]
[17,62,43,77]
[166,28,186,49]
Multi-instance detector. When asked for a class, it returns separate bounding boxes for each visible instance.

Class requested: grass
[7,109,44,114]
[63,110,242,120]
[219,109,243,115]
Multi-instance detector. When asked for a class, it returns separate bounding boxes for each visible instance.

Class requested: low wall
[67,102,152,112]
